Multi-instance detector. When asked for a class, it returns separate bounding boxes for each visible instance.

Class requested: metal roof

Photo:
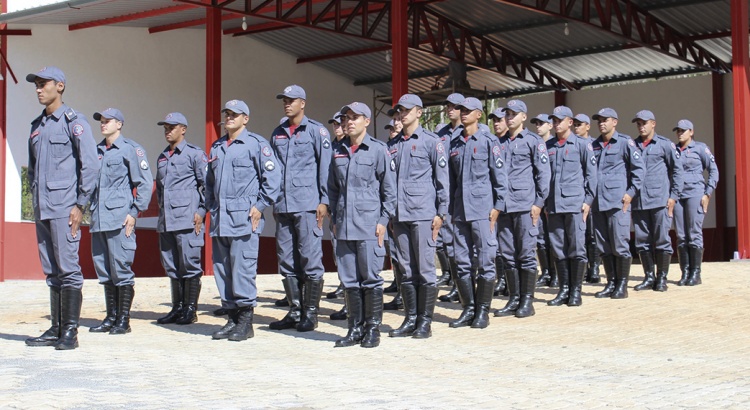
[0,0,745,103]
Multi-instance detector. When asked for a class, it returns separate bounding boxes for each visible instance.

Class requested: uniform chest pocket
[355,156,374,179]
[562,153,579,172]
[410,149,430,167]
[511,149,528,166]
[294,140,311,156]
[106,157,124,175]
[471,153,488,175]
[232,158,252,179]
[49,134,71,158]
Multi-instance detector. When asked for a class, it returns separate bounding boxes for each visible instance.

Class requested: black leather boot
[335,289,364,347]
[110,285,134,334]
[687,247,703,286]
[326,282,345,299]
[389,282,417,337]
[228,306,254,341]
[439,257,460,302]
[330,303,348,320]
[90,284,117,332]
[677,246,691,286]
[515,269,536,318]
[634,251,656,291]
[611,256,631,299]
[493,255,507,296]
[297,279,324,332]
[586,240,601,283]
[176,277,201,325]
[26,287,61,347]
[269,277,301,330]
[383,264,403,310]
[157,278,183,324]
[568,259,586,306]
[595,255,616,298]
[54,287,82,350]
[213,307,228,316]
[383,259,399,293]
[494,268,519,317]
[548,259,570,306]
[449,274,476,327]
[471,277,495,328]
[413,285,437,338]
[548,249,560,287]
[653,251,671,292]
[536,247,551,286]
[212,308,237,339]
[274,297,289,307]
[360,288,383,348]
[435,247,451,286]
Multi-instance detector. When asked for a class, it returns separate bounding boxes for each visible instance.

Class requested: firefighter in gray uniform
[574,113,602,284]
[434,93,464,303]
[530,113,555,288]
[488,108,510,297]
[631,110,683,292]
[88,108,152,335]
[207,99,281,342]
[268,85,331,333]
[384,116,405,311]
[327,111,349,319]
[329,102,396,348]
[25,67,99,351]
[673,119,718,286]
[448,97,507,329]
[546,106,598,307]
[153,112,207,326]
[590,108,644,299]
[387,94,449,340]
[494,100,550,318]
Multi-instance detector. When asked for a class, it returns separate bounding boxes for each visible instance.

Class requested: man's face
[282,97,305,118]
[34,78,63,106]
[445,103,460,122]
[675,128,693,144]
[99,118,122,137]
[164,124,187,145]
[345,113,370,138]
[573,121,590,137]
[331,121,345,140]
[597,117,617,136]
[460,107,481,127]
[223,110,248,133]
[635,119,655,138]
[552,116,573,136]
[534,121,552,136]
[397,105,421,128]
[504,109,527,130]
[493,116,508,135]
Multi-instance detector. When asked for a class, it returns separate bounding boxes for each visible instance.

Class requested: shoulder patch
[437,143,445,154]
[587,142,593,152]
[633,151,641,160]
[264,160,276,171]
[671,142,676,150]
[262,146,272,157]
[495,157,504,169]
[320,127,328,137]
[492,145,501,156]
[72,124,84,137]
[30,130,39,139]
[438,156,447,168]
[705,147,712,156]
[628,139,635,147]
[538,143,547,153]
[323,138,331,149]
[136,148,145,157]
[140,160,149,170]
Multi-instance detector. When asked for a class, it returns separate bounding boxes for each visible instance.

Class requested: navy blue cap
[93,108,124,123]
[384,119,396,130]
[549,106,574,120]
[673,119,694,131]
[223,99,249,116]
[456,97,483,112]
[574,114,590,124]
[341,102,371,119]
[632,110,656,122]
[530,114,551,125]
[395,94,423,110]
[158,112,188,127]
[276,85,306,100]
[328,111,343,124]
[445,93,465,105]
[592,108,618,121]
[488,108,505,120]
[26,66,65,83]
[501,99,527,114]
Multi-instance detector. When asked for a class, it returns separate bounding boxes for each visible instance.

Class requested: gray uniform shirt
[632,134,683,211]
[592,131,644,212]
[156,140,207,232]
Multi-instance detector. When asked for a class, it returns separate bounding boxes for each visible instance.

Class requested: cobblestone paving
[1,262,748,409]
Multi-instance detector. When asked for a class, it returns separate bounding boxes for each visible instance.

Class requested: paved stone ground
[1,262,749,409]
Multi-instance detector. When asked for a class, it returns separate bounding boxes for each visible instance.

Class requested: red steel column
[731,0,750,258]
[204,6,222,275]
[554,90,566,107]
[391,0,408,99]
[712,72,728,260]
[0,0,6,282]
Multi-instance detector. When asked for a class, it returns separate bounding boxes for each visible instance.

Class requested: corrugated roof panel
[250,26,384,59]
[696,37,733,63]
[647,1,730,35]
[2,0,176,25]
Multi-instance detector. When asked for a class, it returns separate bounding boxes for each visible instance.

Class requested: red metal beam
[149,13,240,34]
[0,0,7,282]
[0,29,31,35]
[204,6,222,275]
[69,4,198,31]
[731,0,750,258]
[392,0,408,98]
[711,72,728,259]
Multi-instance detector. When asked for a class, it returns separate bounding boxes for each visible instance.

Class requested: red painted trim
[149,13,239,34]
[391,0,408,98]
[554,90,566,107]
[0,0,6,282]
[0,29,31,35]
[69,4,198,31]
[204,7,222,276]
[731,0,750,258]
[711,72,727,259]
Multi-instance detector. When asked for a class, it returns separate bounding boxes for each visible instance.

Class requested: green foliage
[21,167,34,221]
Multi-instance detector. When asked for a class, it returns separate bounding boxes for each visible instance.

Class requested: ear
[416,108,423,118]
[241,115,250,125]
[300,100,306,110]
[364,117,371,127]
[116,121,123,130]
[56,81,65,93]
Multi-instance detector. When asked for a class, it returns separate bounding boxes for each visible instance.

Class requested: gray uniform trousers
[275,211,324,281]
[593,209,632,257]
[91,226,137,286]
[497,211,538,272]
[35,217,83,289]
[159,228,204,280]
[453,220,497,282]
[212,233,259,309]
[393,220,437,286]
[633,207,673,253]
[673,196,705,248]
[335,239,385,289]
[548,212,587,261]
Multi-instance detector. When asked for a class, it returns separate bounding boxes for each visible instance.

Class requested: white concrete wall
[5,24,381,236]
